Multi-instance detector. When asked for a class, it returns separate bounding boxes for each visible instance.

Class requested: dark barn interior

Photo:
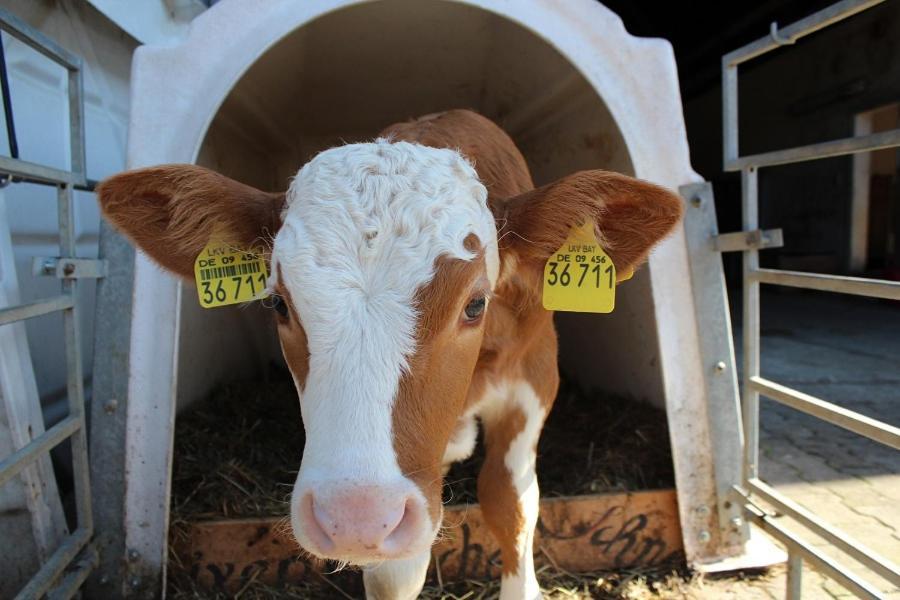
[604,0,900,286]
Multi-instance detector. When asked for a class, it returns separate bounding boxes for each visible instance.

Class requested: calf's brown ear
[490,170,684,279]
[96,164,285,280]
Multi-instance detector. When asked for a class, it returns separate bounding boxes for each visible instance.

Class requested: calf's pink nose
[298,485,426,558]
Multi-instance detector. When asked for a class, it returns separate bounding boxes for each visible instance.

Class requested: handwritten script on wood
[172,489,683,593]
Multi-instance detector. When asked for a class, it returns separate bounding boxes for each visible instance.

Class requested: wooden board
[171,489,682,593]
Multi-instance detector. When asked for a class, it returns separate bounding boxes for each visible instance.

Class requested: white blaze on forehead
[273,140,498,484]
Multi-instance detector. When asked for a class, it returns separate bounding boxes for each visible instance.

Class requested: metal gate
[0,10,100,599]
[722,0,900,597]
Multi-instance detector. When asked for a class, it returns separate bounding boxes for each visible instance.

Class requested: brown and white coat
[97,110,683,600]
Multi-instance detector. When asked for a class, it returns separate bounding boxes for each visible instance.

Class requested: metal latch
[33,257,108,279]
[714,228,784,253]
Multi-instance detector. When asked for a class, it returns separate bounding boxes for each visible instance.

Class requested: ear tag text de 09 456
[193,238,269,309]
[542,222,628,313]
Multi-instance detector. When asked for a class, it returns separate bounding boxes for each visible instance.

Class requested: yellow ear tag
[193,238,269,308]
[542,222,618,313]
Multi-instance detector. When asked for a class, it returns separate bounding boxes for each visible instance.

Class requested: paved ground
[733,289,900,598]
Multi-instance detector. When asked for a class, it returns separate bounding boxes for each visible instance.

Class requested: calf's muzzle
[292,482,431,562]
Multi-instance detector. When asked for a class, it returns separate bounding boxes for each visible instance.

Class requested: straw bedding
[168,367,677,598]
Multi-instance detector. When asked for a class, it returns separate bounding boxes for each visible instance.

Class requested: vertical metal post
[66,63,85,181]
[722,63,739,167]
[742,167,760,482]
[680,182,750,548]
[86,223,135,598]
[786,552,803,599]
[58,183,92,532]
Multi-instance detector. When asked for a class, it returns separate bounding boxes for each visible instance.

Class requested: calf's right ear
[96,164,285,280]
[490,170,684,281]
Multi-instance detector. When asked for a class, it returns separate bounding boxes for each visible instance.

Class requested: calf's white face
[270,141,499,563]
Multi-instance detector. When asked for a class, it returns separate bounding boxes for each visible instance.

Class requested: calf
[97,110,682,599]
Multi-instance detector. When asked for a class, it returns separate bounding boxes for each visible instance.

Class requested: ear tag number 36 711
[193,239,269,309]
[542,222,621,313]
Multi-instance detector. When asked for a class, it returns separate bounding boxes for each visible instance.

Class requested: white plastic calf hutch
[91,0,755,594]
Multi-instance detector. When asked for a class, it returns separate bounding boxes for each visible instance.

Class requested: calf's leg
[478,381,547,600]
[363,549,431,600]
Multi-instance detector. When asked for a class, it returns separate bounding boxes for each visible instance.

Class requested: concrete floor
[732,288,900,598]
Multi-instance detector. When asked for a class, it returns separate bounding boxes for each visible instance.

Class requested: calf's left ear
[96,165,285,279]
[490,170,684,279]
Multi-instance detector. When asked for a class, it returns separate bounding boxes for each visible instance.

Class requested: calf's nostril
[302,493,336,551]
[381,495,423,552]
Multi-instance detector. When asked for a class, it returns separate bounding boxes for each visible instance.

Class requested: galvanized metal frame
[85,220,136,597]
[722,0,900,596]
[745,478,900,584]
[0,8,95,599]
[679,181,749,550]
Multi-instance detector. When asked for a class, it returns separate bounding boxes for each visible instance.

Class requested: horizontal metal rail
[714,228,783,252]
[6,175,97,192]
[751,377,900,450]
[0,415,80,487]
[747,478,900,585]
[722,0,885,168]
[0,155,85,187]
[0,294,72,325]
[14,528,91,600]
[723,0,884,66]
[745,503,884,600]
[751,268,900,300]
[726,128,900,171]
[45,545,99,600]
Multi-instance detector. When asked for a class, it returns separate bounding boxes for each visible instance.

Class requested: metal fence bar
[723,0,883,67]
[725,1,897,597]
[0,32,19,159]
[0,294,72,325]
[0,7,86,186]
[722,62,739,167]
[0,8,95,598]
[721,0,885,168]
[66,49,85,182]
[727,129,900,171]
[749,478,900,584]
[58,183,93,532]
[742,168,761,481]
[0,8,80,69]
[0,155,83,186]
[751,268,900,300]
[14,528,91,600]
[787,552,803,600]
[751,377,900,450]
[45,545,99,600]
[679,182,749,544]
[745,504,884,600]
[0,415,79,487]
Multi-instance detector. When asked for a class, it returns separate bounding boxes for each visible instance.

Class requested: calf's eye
[464,296,486,321]
[271,295,289,319]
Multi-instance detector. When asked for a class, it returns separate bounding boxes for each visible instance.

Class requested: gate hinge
[714,228,784,253]
[33,257,108,279]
